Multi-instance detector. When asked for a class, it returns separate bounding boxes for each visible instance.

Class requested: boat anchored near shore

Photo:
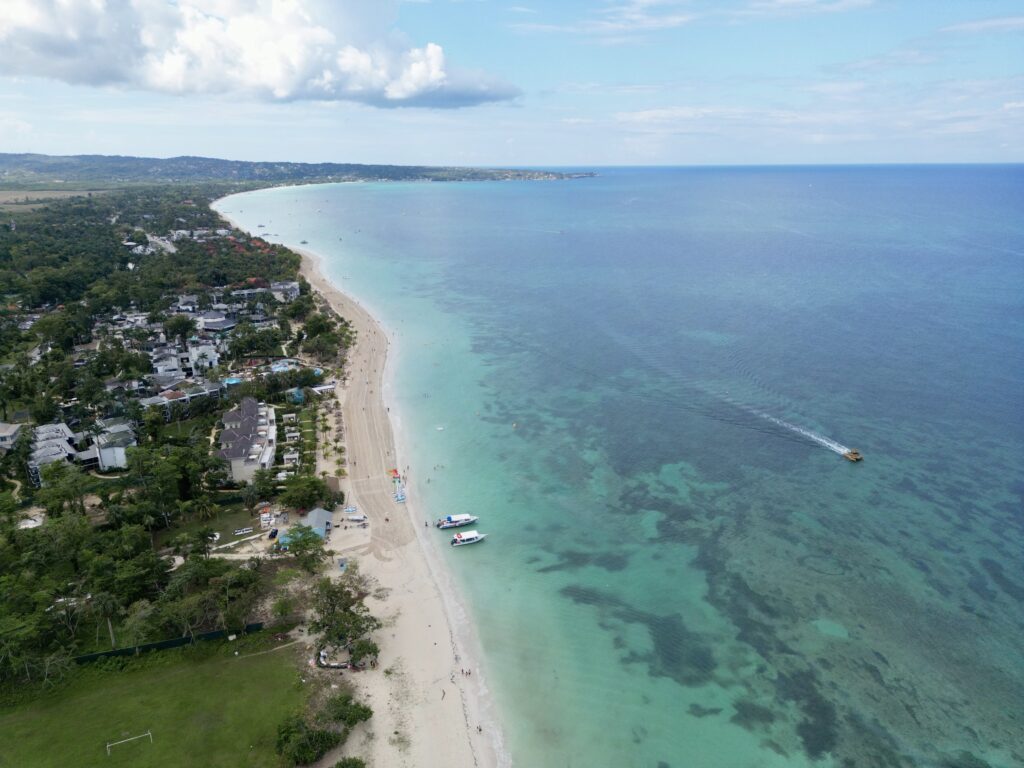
[436,514,479,529]
[451,530,487,547]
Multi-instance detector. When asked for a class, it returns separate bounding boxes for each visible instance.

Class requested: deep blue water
[218,166,1024,768]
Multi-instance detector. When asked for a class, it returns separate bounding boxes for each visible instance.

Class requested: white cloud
[739,0,874,15]
[941,16,1024,34]
[515,0,874,38]
[0,0,518,108]
[0,114,33,141]
[613,76,1024,147]
[805,80,867,98]
[514,1,695,36]
[842,48,937,72]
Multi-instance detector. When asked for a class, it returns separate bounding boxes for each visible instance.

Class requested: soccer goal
[106,730,153,756]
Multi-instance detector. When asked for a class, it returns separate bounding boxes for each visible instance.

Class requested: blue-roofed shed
[303,507,333,538]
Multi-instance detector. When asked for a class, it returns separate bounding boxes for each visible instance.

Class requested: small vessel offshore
[451,530,487,547]
[436,514,479,529]
[843,449,864,462]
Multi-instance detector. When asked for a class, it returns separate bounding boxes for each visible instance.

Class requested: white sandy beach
[217,200,505,768]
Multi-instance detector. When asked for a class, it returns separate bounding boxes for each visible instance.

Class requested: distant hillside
[0,153,589,189]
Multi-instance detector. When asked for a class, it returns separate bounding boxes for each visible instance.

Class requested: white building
[27,423,79,486]
[93,418,137,471]
[0,422,23,453]
[271,281,301,302]
[187,343,220,372]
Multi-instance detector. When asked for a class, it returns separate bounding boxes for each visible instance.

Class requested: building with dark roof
[218,397,276,484]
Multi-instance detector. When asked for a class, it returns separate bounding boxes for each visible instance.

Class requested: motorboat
[843,449,863,462]
[451,530,487,547]
[436,514,479,529]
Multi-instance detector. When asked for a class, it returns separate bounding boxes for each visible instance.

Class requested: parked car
[268,528,279,540]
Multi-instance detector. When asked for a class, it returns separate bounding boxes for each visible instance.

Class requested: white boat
[436,514,479,529]
[451,530,487,547]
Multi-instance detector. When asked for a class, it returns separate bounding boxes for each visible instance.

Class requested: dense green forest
[0,182,367,695]
[0,185,298,309]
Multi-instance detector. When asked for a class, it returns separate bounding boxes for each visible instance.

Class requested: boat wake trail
[495,318,855,456]
[749,410,850,455]
[708,389,852,454]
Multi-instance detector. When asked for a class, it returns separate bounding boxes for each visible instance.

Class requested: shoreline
[214,195,506,768]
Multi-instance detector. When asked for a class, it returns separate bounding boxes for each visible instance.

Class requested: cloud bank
[0,0,519,108]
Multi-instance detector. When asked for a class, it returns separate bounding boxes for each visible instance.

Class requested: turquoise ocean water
[216,166,1024,768]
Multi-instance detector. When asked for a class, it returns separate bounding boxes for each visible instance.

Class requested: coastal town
[0,180,497,768]
[3,0,1021,764]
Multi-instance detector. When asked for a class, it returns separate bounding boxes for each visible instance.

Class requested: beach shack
[302,507,333,538]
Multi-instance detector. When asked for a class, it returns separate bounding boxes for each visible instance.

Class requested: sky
[0,0,1021,166]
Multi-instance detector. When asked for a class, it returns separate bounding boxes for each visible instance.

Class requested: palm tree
[0,371,14,421]
[194,527,216,559]
[242,483,259,513]
[92,592,121,650]
[170,532,194,559]
[141,513,157,548]
[192,494,217,522]
[177,499,193,524]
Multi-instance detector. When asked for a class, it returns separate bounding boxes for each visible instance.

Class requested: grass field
[0,639,307,768]
[154,504,262,550]
[0,189,109,212]
[161,417,212,442]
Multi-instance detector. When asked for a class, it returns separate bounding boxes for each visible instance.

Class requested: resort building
[230,287,269,301]
[28,418,138,484]
[0,422,24,453]
[218,397,277,485]
[27,423,79,486]
[196,310,237,333]
[88,417,137,471]
[176,294,199,312]
[270,281,301,302]
[187,342,220,371]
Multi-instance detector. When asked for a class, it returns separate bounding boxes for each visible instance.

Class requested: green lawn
[0,640,307,768]
[161,417,212,442]
[154,504,261,550]
[296,408,319,472]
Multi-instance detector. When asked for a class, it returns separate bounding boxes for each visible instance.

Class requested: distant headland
[0,152,595,190]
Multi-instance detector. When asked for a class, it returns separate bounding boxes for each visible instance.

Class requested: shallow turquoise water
[217,166,1024,768]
